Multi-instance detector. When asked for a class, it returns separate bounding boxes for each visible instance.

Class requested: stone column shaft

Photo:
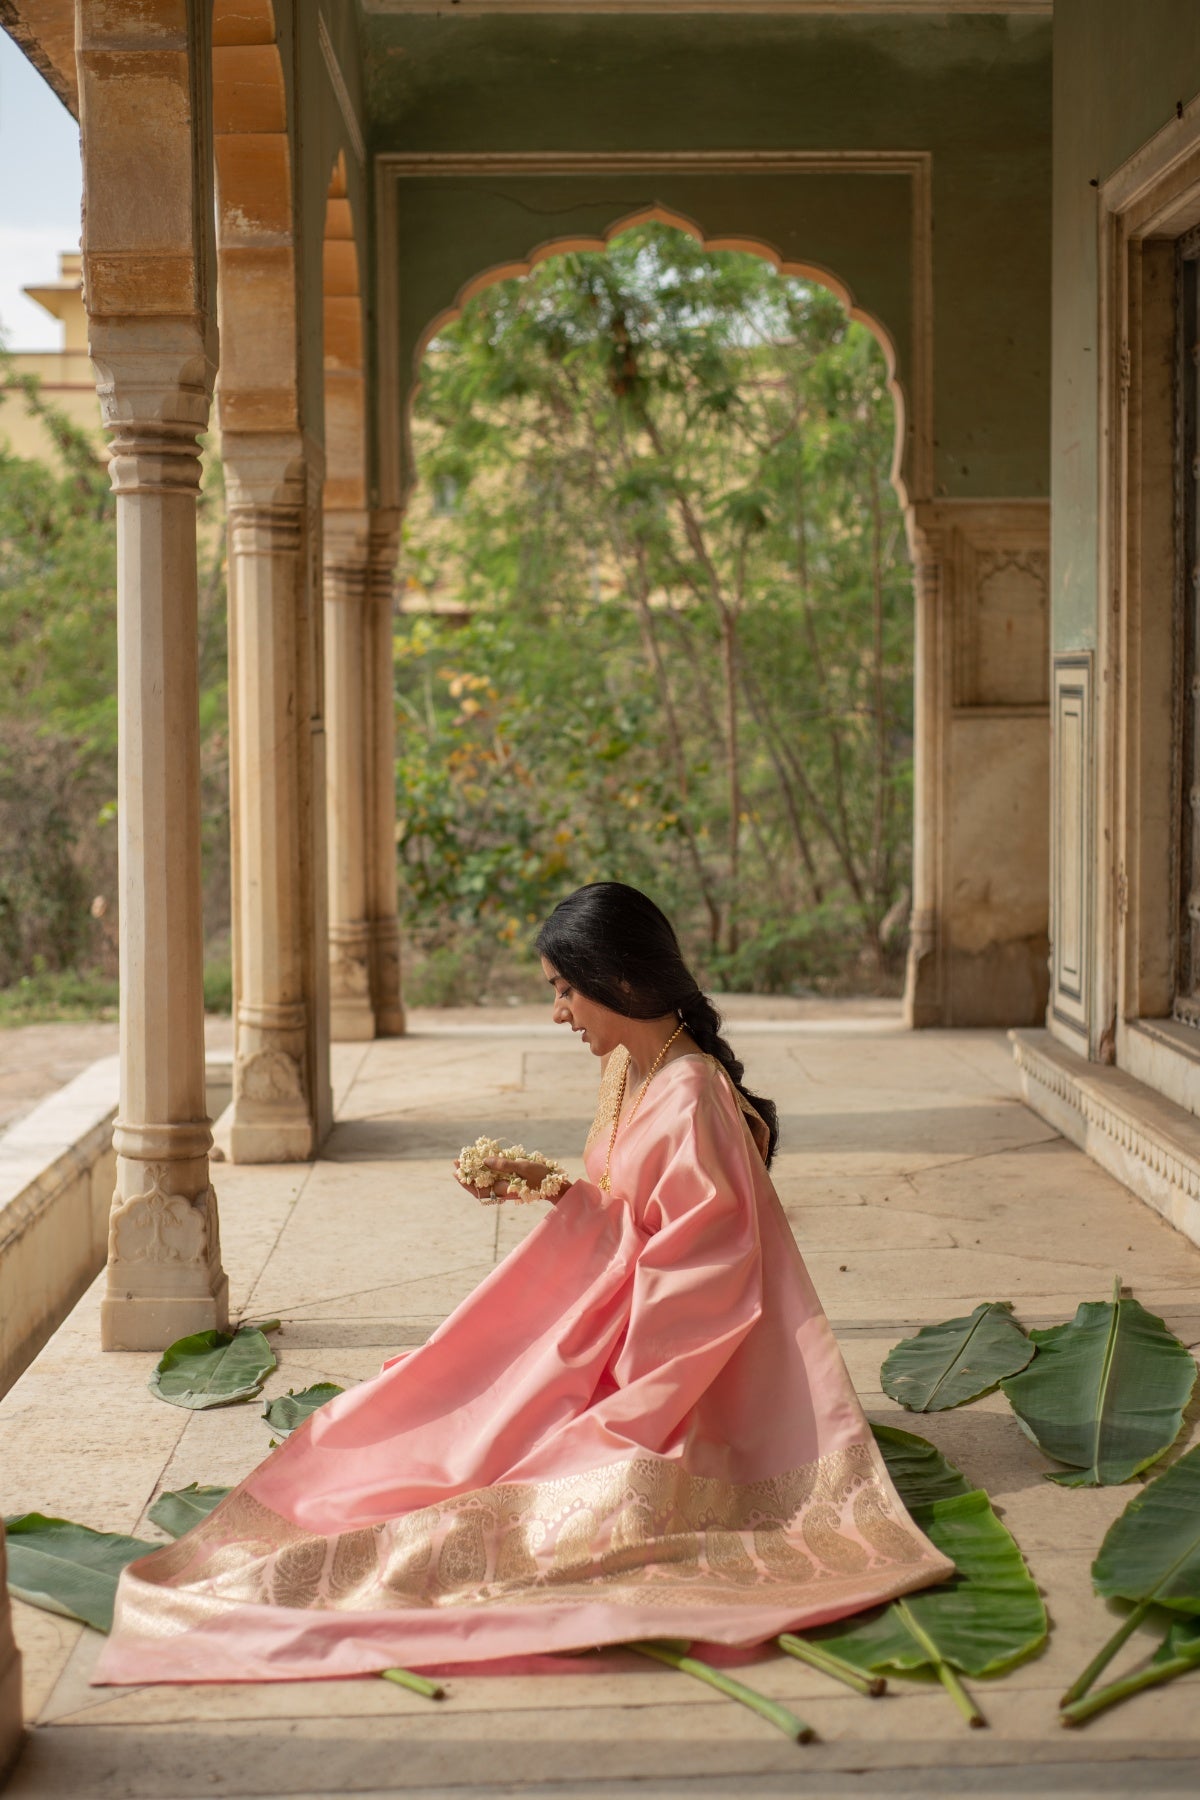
[223,434,329,1159]
[325,513,375,1040]
[905,526,944,1029]
[94,327,228,1348]
[366,514,405,1035]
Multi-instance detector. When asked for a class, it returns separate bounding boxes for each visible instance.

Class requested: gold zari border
[135,1444,938,1618]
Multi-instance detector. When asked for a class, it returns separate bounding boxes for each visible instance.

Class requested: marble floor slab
[3,1007,1199,1798]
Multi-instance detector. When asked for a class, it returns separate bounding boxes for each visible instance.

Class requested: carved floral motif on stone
[331,953,370,998]
[108,1165,211,1267]
[236,1048,305,1104]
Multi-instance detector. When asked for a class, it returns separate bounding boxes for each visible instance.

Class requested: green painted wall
[1052,0,1200,651]
[358,12,1051,507]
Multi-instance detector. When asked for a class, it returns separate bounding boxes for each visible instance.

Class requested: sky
[0,28,82,352]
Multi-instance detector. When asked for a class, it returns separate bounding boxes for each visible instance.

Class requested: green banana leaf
[149,1325,278,1410]
[816,1489,1047,1680]
[1000,1285,1195,1486]
[4,1513,156,1633]
[810,1427,1047,1724]
[147,1483,231,1538]
[870,1422,974,1505]
[262,1382,344,1437]
[1156,1616,1200,1664]
[881,1302,1034,1412]
[1061,1442,1200,1713]
[1092,1441,1200,1614]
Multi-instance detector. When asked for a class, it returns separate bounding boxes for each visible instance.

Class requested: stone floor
[3,1007,1200,1798]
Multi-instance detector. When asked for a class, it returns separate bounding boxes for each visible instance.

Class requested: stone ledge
[0,1056,118,1398]
[0,1054,232,1397]
[1010,1027,1200,1248]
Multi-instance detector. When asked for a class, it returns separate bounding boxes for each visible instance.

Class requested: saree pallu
[95,1053,952,1683]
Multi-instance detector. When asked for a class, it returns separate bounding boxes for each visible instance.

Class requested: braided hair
[535,881,779,1166]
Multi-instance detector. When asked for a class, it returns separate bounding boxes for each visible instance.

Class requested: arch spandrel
[406,204,909,514]
[374,161,924,515]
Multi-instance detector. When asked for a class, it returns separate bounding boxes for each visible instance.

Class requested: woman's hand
[452,1156,567,1203]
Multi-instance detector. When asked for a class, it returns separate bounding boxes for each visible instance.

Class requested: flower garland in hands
[457,1136,568,1205]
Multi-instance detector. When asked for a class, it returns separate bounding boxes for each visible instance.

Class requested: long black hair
[536,881,779,1166]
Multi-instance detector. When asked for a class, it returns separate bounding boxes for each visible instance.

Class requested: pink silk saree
[95,1051,952,1685]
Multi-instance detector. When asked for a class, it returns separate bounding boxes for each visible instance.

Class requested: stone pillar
[223,433,331,1160]
[0,1521,21,1781]
[324,512,376,1040]
[366,512,405,1036]
[905,522,944,1028]
[904,500,1051,1029]
[94,326,229,1348]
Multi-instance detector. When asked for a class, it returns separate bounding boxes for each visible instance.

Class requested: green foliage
[147,1484,231,1539]
[261,1383,344,1437]
[0,352,231,1007]
[3,1513,155,1633]
[1000,1285,1196,1486]
[148,1326,278,1411]
[813,1425,1048,1726]
[400,223,913,991]
[0,964,119,1023]
[881,1303,1035,1414]
[1061,1443,1200,1722]
[869,1422,974,1506]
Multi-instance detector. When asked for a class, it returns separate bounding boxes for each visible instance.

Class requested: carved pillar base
[228,1007,313,1163]
[329,921,375,1040]
[0,1524,21,1782]
[370,916,405,1037]
[101,1122,228,1350]
[904,908,942,1029]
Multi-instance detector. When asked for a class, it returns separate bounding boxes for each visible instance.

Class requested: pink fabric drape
[95,1054,951,1684]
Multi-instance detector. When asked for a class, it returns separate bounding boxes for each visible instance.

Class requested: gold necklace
[598,1022,685,1192]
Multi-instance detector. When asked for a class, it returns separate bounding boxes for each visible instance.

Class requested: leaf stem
[628,1641,815,1743]
[380,1666,445,1700]
[776,1633,885,1696]
[894,1600,986,1729]
[1061,1601,1151,1705]
[1061,1648,1200,1727]
[935,1659,986,1729]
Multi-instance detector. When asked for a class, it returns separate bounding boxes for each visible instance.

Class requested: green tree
[0,357,230,999]
[397,223,913,995]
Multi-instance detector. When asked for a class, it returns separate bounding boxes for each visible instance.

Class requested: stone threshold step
[1010,1028,1200,1250]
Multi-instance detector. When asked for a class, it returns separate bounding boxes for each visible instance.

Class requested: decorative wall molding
[1098,103,1200,1069]
[1051,653,1093,1039]
[375,147,932,512]
[1011,1027,1200,1249]
[318,12,366,167]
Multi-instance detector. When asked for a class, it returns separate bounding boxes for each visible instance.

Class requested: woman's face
[540,955,621,1058]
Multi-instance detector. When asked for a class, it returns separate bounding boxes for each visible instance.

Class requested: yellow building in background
[0,251,102,463]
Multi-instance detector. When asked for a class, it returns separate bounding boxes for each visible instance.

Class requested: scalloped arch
[407,204,908,507]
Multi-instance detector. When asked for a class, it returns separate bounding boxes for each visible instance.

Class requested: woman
[95,883,951,1685]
